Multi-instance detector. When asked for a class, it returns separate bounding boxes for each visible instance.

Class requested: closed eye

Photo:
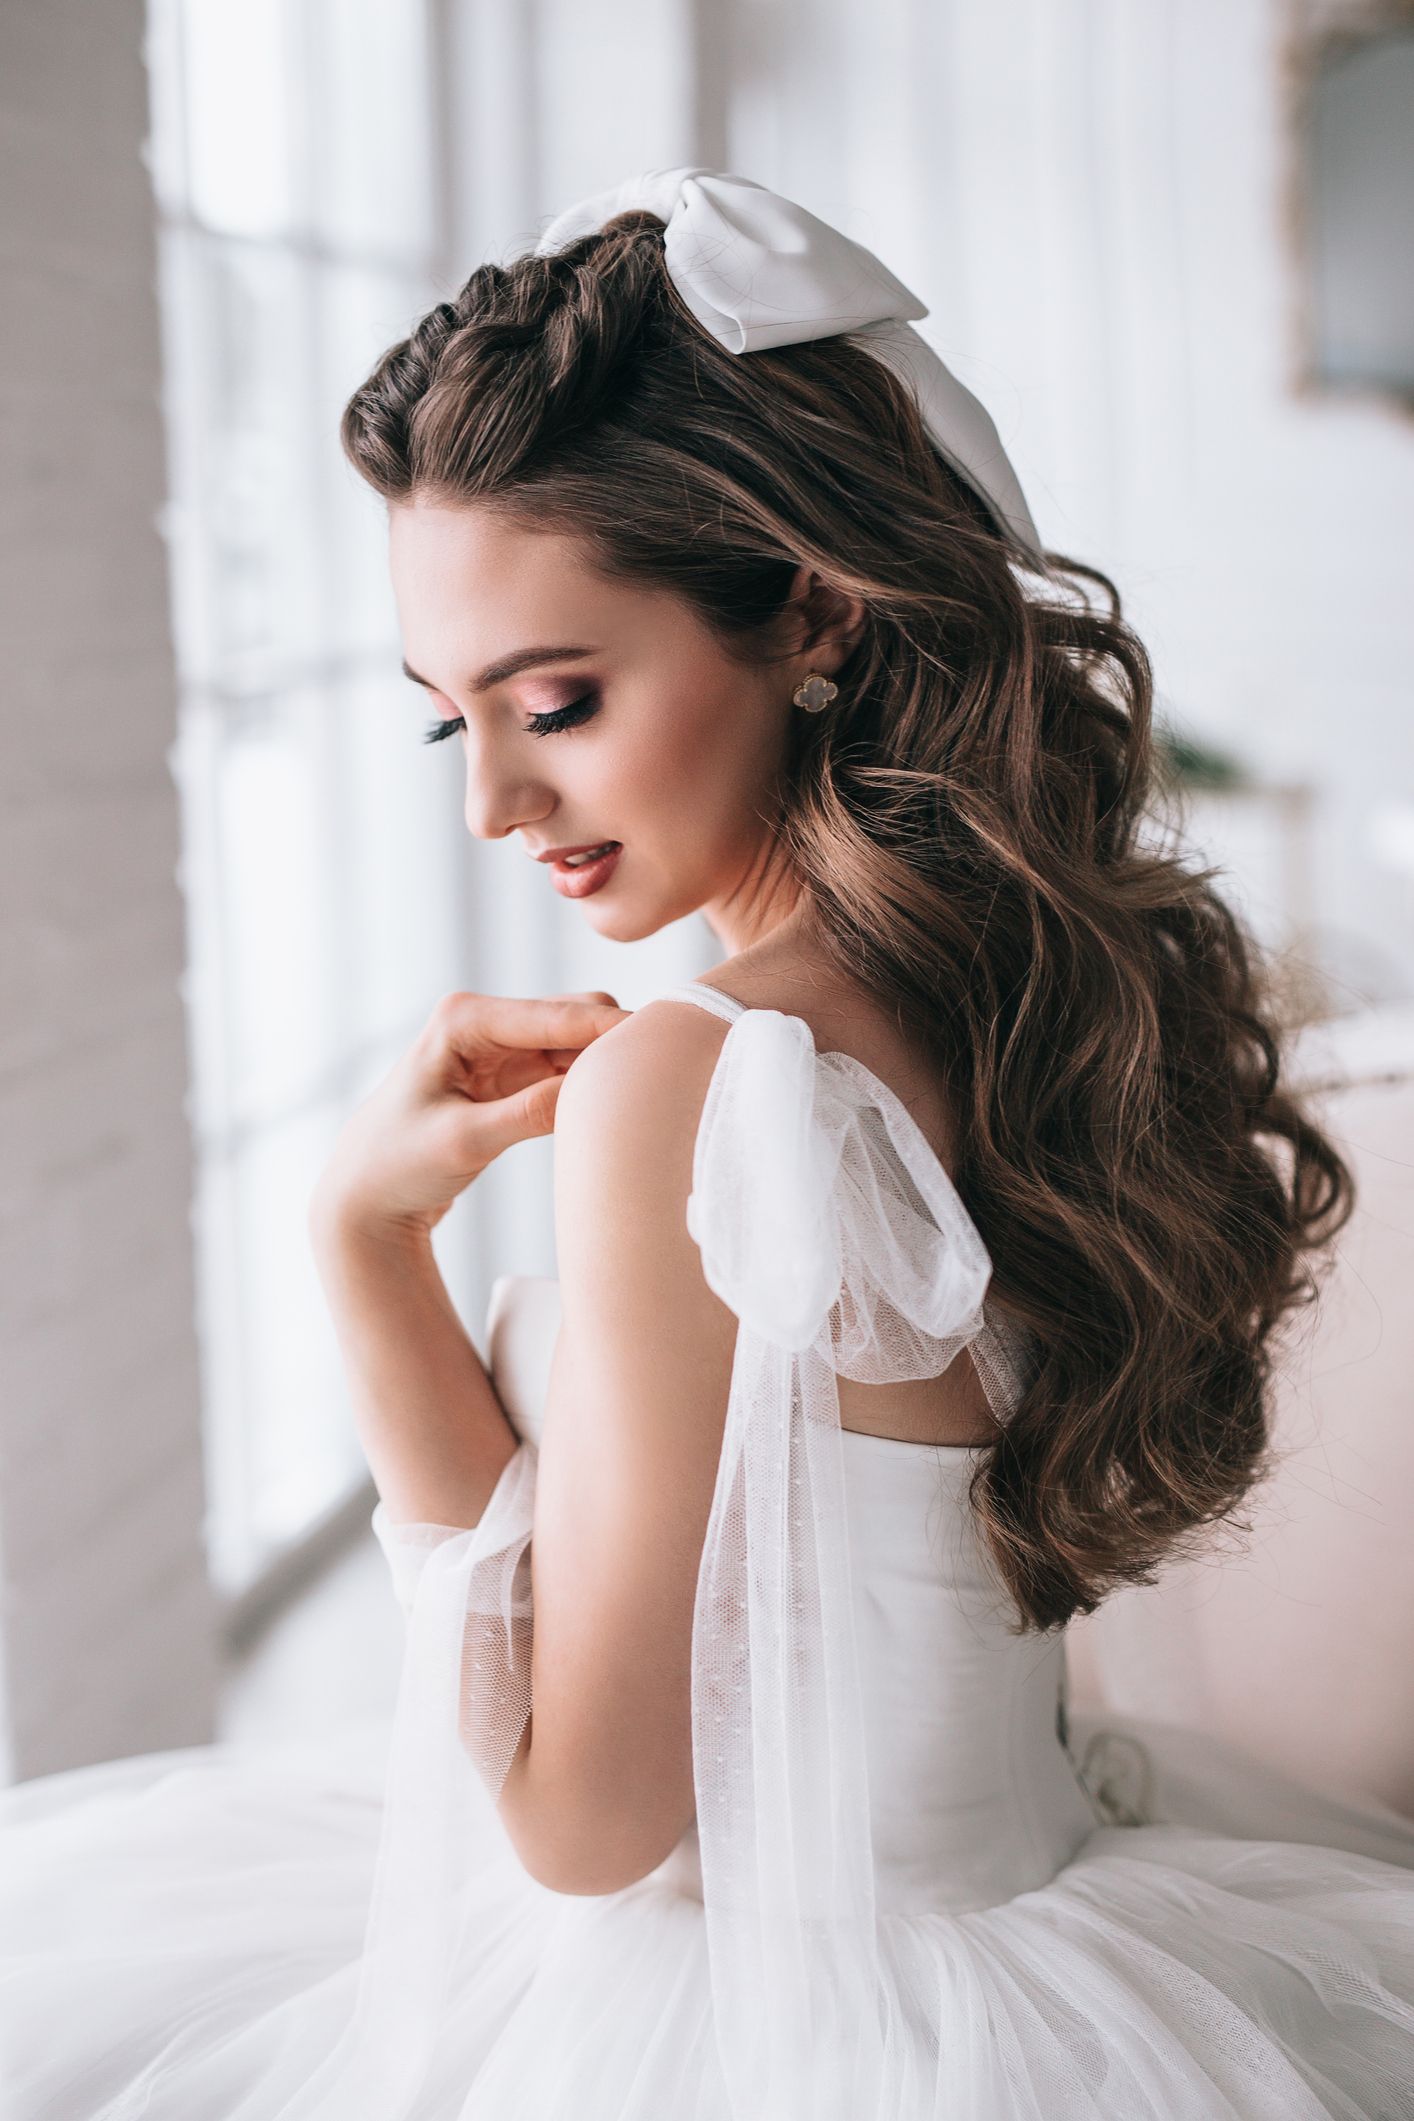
[421,716,465,745]
[421,693,601,745]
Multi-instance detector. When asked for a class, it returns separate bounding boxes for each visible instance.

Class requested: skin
[311,498,997,1896]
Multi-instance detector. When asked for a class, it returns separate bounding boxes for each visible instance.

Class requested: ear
[783,565,868,678]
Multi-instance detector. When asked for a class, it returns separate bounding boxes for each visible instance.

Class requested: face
[389,499,821,951]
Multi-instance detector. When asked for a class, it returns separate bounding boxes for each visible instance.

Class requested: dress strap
[653,982,748,1025]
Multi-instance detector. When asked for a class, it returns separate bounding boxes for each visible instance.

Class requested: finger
[447,1044,585,1109]
[434,991,631,1061]
[467,1039,608,1098]
[463,1069,565,1158]
[486,1047,568,1096]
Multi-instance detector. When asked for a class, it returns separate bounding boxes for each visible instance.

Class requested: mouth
[545,840,623,900]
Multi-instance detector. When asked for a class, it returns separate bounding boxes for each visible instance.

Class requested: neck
[705,894,822,979]
[701,833,814,956]
[704,884,805,959]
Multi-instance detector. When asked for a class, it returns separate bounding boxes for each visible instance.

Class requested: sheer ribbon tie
[683,1007,1008,2118]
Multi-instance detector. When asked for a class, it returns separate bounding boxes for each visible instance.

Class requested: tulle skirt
[1,1707,1413,2120]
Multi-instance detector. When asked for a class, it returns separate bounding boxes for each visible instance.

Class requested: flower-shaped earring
[792,670,839,714]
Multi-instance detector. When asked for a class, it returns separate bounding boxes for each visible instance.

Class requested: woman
[2,167,1412,2119]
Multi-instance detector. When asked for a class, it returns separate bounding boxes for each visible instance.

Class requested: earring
[792,670,838,714]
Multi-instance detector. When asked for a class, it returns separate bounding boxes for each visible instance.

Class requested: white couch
[1067,1003,1414,1820]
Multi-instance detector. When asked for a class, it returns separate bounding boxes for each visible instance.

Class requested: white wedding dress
[2,979,1414,2120]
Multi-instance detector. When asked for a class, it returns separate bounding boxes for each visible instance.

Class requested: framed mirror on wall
[1284,0,1414,407]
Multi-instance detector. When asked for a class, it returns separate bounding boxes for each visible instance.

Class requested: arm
[308,990,735,1895]
[306,986,627,1528]
[307,1209,520,1531]
[495,1001,739,1896]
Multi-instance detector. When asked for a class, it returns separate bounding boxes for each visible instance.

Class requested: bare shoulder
[670,961,962,1175]
[549,993,738,1335]
[552,957,953,1176]
[552,989,731,1156]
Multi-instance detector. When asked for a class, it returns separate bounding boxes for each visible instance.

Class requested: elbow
[497,1779,693,1898]
[514,1841,666,1898]
[489,1728,698,1896]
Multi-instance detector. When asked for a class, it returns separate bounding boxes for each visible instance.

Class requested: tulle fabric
[2,986,1414,2118]
[3,1707,1414,2117]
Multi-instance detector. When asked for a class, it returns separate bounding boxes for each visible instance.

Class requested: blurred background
[1,0,1411,1811]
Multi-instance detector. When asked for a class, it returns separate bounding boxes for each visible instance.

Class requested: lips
[534,841,618,863]
[546,841,623,900]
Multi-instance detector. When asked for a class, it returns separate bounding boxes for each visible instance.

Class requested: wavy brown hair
[341,211,1354,1633]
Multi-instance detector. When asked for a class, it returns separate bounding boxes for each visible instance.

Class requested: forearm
[309,1206,520,1528]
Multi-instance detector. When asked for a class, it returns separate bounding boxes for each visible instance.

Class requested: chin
[582,902,670,945]
[581,878,704,946]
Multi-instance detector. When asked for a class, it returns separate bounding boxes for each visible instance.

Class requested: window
[146,0,468,1602]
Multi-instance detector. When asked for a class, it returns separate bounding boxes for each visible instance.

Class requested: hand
[309,989,631,1241]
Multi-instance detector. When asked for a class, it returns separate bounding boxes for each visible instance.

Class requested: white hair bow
[533,165,1045,569]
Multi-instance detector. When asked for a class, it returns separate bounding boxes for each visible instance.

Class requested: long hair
[341,211,1354,1632]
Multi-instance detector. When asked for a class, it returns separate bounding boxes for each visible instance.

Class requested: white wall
[0,0,218,1777]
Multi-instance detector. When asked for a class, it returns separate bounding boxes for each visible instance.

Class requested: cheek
[591,668,783,852]
[603,703,715,822]
[652,675,779,806]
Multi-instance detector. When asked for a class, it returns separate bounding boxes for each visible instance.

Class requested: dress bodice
[485,1283,1096,1916]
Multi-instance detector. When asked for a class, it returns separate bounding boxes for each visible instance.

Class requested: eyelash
[420,693,600,745]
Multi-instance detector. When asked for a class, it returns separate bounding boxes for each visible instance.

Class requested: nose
[461,734,551,843]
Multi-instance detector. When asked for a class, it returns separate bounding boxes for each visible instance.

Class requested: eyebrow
[400,645,598,694]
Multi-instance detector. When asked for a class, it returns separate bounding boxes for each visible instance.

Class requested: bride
[2,167,1412,2120]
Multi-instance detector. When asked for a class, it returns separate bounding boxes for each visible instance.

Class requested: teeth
[562,842,616,867]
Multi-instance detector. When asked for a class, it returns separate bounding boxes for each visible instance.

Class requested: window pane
[163,232,323,691]
[315,265,430,655]
[199,1104,364,1589]
[240,1106,365,1551]
[308,0,436,258]
[335,670,466,1046]
[211,687,348,1127]
[177,0,302,240]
